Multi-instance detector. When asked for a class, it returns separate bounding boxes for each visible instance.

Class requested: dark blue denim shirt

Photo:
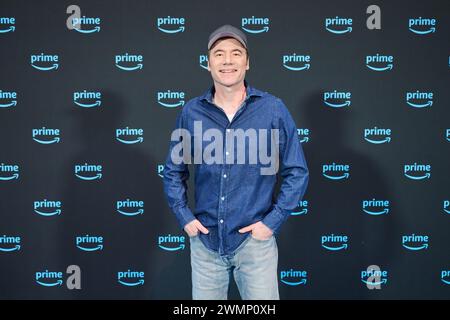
[163,80,309,256]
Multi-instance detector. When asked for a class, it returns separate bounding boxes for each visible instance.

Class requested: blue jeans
[189,234,280,300]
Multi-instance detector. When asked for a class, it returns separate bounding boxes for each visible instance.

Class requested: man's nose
[224,53,232,64]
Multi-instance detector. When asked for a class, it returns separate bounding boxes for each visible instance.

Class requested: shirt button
[226,152,229,156]
[223,174,227,178]
[220,219,224,224]
[221,196,225,201]
[226,129,231,133]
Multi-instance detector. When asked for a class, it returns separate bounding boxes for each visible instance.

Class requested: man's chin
[214,79,244,88]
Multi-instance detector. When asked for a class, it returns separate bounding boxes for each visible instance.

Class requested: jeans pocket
[250,233,273,242]
[188,233,200,242]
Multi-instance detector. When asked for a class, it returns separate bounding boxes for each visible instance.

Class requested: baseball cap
[208,24,248,51]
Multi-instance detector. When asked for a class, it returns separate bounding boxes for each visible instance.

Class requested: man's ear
[207,60,210,71]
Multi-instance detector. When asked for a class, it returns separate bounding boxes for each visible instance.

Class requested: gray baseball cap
[208,24,248,50]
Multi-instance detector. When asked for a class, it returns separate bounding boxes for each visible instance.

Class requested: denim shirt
[163,80,309,256]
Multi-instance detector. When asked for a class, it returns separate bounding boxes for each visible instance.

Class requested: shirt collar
[200,79,263,105]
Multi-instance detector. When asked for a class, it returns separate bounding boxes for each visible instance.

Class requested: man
[163,24,309,300]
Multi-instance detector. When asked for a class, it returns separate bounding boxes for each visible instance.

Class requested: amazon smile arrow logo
[283,54,311,71]
[116,136,143,144]
[363,208,389,215]
[116,127,144,144]
[118,270,145,286]
[118,279,144,286]
[35,269,64,287]
[31,63,59,71]
[323,163,350,180]
[361,278,387,286]
[366,63,393,71]
[322,234,349,251]
[158,25,185,33]
[71,16,101,34]
[0,25,15,33]
[33,137,60,144]
[36,279,63,287]
[408,17,436,35]
[0,90,17,108]
[117,199,144,217]
[325,17,353,34]
[280,270,307,286]
[323,172,349,180]
[157,16,185,33]
[75,173,102,180]
[0,163,19,181]
[242,25,269,33]
[364,136,391,144]
[406,91,433,108]
[0,244,21,252]
[115,53,144,71]
[404,172,430,180]
[158,100,185,108]
[74,100,101,108]
[404,163,431,180]
[158,234,186,251]
[115,63,143,71]
[74,163,102,180]
[283,63,310,71]
[402,234,429,251]
[117,208,144,216]
[361,267,388,289]
[0,173,19,180]
[73,91,102,108]
[324,100,351,108]
[409,26,435,34]
[76,235,103,252]
[32,127,61,145]
[323,91,352,109]
[158,243,185,251]
[291,208,308,216]
[366,54,394,71]
[402,243,428,250]
[322,243,348,251]
[157,90,186,108]
[77,244,103,251]
[0,99,17,108]
[74,26,100,33]
[281,278,307,286]
[407,100,432,108]
[0,18,15,33]
[31,53,59,71]
[34,209,62,217]
[241,16,270,34]
[0,235,21,252]
[326,26,352,34]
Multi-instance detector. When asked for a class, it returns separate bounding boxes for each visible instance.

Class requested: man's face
[207,37,249,88]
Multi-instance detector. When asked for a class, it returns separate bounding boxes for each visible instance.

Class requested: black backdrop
[0,0,449,299]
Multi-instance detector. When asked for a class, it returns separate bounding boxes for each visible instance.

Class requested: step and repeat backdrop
[0,0,449,299]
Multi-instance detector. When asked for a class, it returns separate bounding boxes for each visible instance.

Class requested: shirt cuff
[262,206,289,235]
[174,205,196,230]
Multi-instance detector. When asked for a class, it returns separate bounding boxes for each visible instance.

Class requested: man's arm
[163,110,196,229]
[163,109,210,236]
[261,99,309,235]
